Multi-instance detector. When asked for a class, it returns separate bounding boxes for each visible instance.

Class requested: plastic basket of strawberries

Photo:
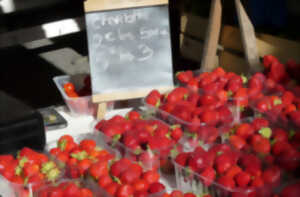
[34,179,96,197]
[85,157,166,197]
[53,74,114,116]
[94,110,184,172]
[143,85,238,148]
[173,142,283,197]
[0,147,63,197]
[225,117,300,175]
[46,133,117,179]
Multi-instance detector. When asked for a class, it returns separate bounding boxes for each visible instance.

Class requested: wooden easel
[201,0,261,73]
[83,0,172,120]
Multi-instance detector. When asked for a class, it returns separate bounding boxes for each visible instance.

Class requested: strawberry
[253,137,271,154]
[127,111,141,120]
[171,125,183,141]
[225,165,242,179]
[215,153,232,174]
[57,135,76,152]
[217,176,235,189]
[263,55,279,68]
[229,135,246,150]
[89,161,108,179]
[105,182,119,196]
[235,171,251,187]
[176,71,194,84]
[120,167,141,184]
[236,123,254,139]
[80,188,93,197]
[133,179,149,192]
[79,139,96,153]
[200,166,216,186]
[272,128,288,142]
[262,166,281,186]
[251,176,264,187]
[175,153,190,166]
[142,170,160,184]
[252,118,269,131]
[98,174,113,188]
[167,87,189,103]
[63,182,81,196]
[116,184,134,197]
[279,181,300,197]
[148,182,165,193]
[23,163,40,178]
[245,165,262,177]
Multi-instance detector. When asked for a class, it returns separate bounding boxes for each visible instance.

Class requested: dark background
[0,0,299,109]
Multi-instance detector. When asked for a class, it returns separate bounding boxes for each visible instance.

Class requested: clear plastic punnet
[46,133,119,179]
[93,112,183,172]
[34,178,97,197]
[0,149,64,197]
[53,75,114,116]
[142,88,238,149]
[173,142,283,197]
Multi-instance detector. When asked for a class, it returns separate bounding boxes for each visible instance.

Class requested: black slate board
[85,5,173,95]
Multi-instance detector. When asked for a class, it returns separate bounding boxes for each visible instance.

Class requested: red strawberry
[279,181,300,197]
[171,125,183,141]
[175,153,190,167]
[57,135,76,152]
[200,109,219,126]
[245,165,262,177]
[170,190,183,197]
[229,135,246,150]
[116,185,134,197]
[142,170,160,184]
[272,128,288,142]
[133,179,149,192]
[146,90,161,107]
[23,163,40,178]
[289,111,300,128]
[105,182,119,196]
[225,165,242,179]
[215,153,232,174]
[110,158,132,177]
[120,164,142,184]
[127,111,141,120]
[200,166,216,186]
[235,171,251,187]
[98,174,113,188]
[79,139,96,153]
[236,123,254,139]
[251,176,264,187]
[80,188,93,197]
[252,118,269,131]
[262,166,281,186]
[176,71,194,84]
[148,182,165,193]
[89,161,108,179]
[263,55,279,68]
[253,137,271,154]
[217,176,235,189]
[102,123,124,138]
[167,87,189,103]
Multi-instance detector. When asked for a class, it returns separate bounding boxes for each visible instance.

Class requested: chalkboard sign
[84,1,173,103]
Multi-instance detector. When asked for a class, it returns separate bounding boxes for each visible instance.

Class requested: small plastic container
[173,143,279,197]
[142,97,235,150]
[34,178,98,197]
[53,74,114,116]
[46,133,119,179]
[94,117,181,171]
[0,152,64,197]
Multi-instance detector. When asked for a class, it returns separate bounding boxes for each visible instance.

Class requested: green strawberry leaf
[155,99,161,108]
[112,176,121,184]
[227,91,233,97]
[41,161,56,174]
[170,124,180,130]
[58,139,67,151]
[183,94,189,100]
[71,151,88,161]
[270,139,277,146]
[273,99,282,106]
[18,157,28,168]
[175,71,183,77]
[112,134,121,142]
[46,168,60,182]
[241,74,248,84]
[15,166,22,176]
[289,130,296,139]
[259,127,272,139]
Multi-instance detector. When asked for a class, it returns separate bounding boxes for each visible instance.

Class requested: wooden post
[234,0,261,73]
[97,103,107,120]
[200,0,222,72]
